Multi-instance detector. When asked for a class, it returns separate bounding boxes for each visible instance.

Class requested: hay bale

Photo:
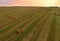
[57,14,60,16]
[54,13,56,15]
[12,17,15,19]
[16,29,24,34]
[8,16,11,18]
[5,15,8,17]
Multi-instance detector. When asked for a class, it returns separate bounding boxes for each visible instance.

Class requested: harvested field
[0,7,59,41]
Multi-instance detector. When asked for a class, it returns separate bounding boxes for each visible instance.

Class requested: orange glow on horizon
[0,0,59,7]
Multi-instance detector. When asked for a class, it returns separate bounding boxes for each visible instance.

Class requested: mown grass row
[31,8,53,41]
[40,9,55,41]
[29,12,50,41]
[46,14,56,41]
[56,8,60,41]
[57,17,60,41]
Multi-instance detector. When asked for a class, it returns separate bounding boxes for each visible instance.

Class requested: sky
[0,0,59,7]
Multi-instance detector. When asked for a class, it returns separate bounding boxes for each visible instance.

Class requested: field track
[0,7,59,41]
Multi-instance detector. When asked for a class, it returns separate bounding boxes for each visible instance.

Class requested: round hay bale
[16,29,24,34]
[57,14,60,16]
[5,15,8,17]
[54,13,56,15]
[12,17,15,19]
[8,16,11,18]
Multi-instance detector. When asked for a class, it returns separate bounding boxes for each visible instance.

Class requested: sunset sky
[0,0,59,7]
